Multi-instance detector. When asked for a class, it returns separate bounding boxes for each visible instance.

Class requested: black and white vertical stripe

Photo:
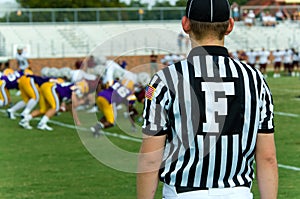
[142,49,274,188]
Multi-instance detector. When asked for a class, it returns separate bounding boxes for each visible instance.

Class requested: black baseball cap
[186,0,231,23]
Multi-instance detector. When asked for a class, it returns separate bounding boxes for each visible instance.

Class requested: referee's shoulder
[160,59,188,73]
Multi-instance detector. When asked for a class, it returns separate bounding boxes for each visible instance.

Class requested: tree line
[15,0,248,8]
[0,0,248,23]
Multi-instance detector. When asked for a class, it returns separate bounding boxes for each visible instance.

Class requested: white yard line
[1,109,299,171]
[278,164,300,171]
[275,112,299,117]
[49,119,142,143]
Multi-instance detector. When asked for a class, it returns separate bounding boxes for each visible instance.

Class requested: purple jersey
[0,71,22,89]
[98,81,132,105]
[27,75,50,86]
[55,83,74,102]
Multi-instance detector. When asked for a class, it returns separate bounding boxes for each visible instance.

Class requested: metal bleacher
[0,20,300,58]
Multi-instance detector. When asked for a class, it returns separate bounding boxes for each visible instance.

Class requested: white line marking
[0,109,142,143]
[49,119,142,143]
[278,164,300,171]
[1,109,300,171]
[275,112,299,117]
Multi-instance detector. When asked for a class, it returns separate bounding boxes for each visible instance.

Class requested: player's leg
[0,80,8,108]
[296,61,300,77]
[7,100,26,120]
[21,78,40,116]
[273,62,281,78]
[260,64,267,77]
[91,96,114,136]
[128,103,139,132]
[8,77,30,119]
[37,83,59,131]
[19,83,45,130]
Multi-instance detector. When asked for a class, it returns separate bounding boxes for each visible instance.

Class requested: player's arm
[137,134,166,199]
[255,133,278,199]
[71,92,82,126]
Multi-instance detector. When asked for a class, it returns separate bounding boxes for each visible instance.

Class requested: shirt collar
[187,46,229,58]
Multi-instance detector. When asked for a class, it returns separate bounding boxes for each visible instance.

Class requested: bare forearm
[256,158,278,199]
[137,171,159,199]
[255,133,278,199]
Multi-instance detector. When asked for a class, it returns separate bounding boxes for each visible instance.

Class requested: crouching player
[20,80,87,131]
[90,79,135,137]
[6,69,37,119]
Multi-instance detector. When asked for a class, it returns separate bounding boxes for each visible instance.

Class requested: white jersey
[292,52,299,62]
[258,50,270,64]
[283,50,293,64]
[70,69,97,83]
[272,51,283,63]
[231,51,239,60]
[246,51,257,64]
[103,60,137,86]
[15,53,29,70]
[164,55,174,65]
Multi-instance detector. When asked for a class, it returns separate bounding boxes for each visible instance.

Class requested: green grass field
[0,73,299,198]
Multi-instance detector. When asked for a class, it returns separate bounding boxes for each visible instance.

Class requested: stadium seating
[0,20,299,58]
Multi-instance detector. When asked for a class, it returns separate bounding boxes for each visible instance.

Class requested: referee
[137,0,278,199]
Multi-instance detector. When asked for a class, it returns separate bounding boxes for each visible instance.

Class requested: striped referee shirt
[142,46,274,189]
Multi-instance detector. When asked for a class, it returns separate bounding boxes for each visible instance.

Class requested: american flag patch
[145,85,156,100]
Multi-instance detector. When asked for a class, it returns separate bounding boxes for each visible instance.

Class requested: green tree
[174,0,248,7]
[153,0,172,7]
[127,0,148,7]
[15,0,127,8]
[175,0,186,7]
[228,0,248,6]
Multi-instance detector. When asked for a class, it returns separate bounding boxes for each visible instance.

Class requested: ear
[182,16,191,33]
[225,18,234,35]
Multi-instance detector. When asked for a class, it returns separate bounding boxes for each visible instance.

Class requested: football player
[90,79,136,137]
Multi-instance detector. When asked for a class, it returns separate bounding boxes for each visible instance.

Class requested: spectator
[149,50,158,75]
[242,9,248,21]
[87,55,96,68]
[292,10,300,21]
[86,55,96,74]
[230,50,239,60]
[262,11,277,27]
[118,59,127,69]
[185,35,190,52]
[244,10,255,27]
[275,9,285,21]
[231,2,240,21]
[164,53,174,65]
[177,32,185,53]
[15,47,29,72]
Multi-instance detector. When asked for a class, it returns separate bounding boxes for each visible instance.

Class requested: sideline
[1,109,299,171]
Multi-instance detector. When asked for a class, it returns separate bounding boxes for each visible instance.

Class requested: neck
[190,36,225,48]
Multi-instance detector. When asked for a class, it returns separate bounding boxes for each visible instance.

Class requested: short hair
[190,20,229,41]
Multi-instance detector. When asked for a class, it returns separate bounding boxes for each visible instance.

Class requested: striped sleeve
[142,74,171,136]
[258,79,274,133]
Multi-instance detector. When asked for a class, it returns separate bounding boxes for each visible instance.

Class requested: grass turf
[0,74,299,198]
